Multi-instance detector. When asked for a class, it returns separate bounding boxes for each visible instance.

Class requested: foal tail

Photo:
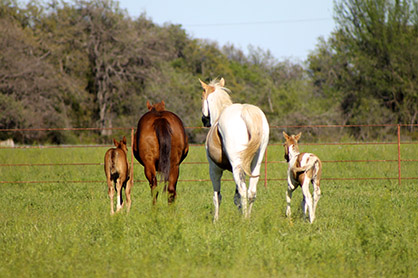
[240,104,264,177]
[293,157,322,186]
[154,118,172,183]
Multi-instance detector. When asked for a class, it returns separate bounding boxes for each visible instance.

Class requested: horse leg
[233,166,248,218]
[286,185,294,218]
[301,195,307,217]
[312,178,321,220]
[144,166,158,205]
[125,178,132,213]
[248,141,268,217]
[233,187,241,209]
[301,178,314,223]
[116,178,124,212]
[247,176,260,216]
[107,177,115,215]
[209,163,223,222]
[167,166,179,204]
[247,149,265,216]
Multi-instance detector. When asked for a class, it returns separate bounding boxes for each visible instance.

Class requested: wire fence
[1,124,417,186]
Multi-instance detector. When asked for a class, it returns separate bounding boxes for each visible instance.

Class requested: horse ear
[161,100,165,109]
[113,138,118,147]
[219,77,225,87]
[283,131,290,140]
[199,79,208,90]
[122,136,127,145]
[146,100,152,110]
[295,132,302,141]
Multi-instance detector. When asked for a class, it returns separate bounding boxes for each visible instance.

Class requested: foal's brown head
[147,100,166,112]
[113,136,128,153]
[283,132,301,162]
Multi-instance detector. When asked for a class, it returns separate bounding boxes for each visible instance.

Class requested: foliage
[0,0,417,144]
[308,0,418,138]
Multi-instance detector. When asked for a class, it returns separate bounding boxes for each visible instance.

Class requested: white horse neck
[288,144,300,162]
[208,88,232,126]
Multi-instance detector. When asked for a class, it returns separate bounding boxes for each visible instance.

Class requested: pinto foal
[104,136,131,214]
[283,132,322,223]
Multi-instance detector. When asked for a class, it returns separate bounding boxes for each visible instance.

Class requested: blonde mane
[208,79,233,114]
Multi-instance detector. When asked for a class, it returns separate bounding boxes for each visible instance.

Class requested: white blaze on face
[202,99,209,118]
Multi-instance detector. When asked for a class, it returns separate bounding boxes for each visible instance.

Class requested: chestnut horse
[104,136,131,214]
[133,100,189,204]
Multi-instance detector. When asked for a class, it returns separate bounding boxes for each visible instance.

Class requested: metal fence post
[397,124,401,185]
[130,128,135,186]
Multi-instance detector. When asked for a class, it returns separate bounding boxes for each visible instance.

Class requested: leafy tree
[3,0,417,144]
[310,0,418,136]
[0,2,82,143]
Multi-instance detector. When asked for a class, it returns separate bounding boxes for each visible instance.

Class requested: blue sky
[118,0,336,61]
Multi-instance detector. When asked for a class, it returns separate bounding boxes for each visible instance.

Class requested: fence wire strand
[1,124,417,185]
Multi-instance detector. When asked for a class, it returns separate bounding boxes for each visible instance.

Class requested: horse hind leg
[107,177,115,215]
[124,178,132,213]
[213,191,222,222]
[116,178,124,213]
[247,154,264,217]
[145,166,158,205]
[301,178,314,223]
[233,166,248,218]
[312,177,321,219]
[167,166,179,204]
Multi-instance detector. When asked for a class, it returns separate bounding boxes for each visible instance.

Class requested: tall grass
[0,144,417,277]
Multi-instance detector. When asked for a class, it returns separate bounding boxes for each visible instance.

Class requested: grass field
[0,143,417,277]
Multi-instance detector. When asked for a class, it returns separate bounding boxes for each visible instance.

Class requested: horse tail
[313,159,322,186]
[293,157,322,185]
[105,149,119,182]
[240,104,264,177]
[154,118,172,183]
[111,150,117,173]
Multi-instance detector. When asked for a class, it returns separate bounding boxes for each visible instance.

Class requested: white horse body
[200,78,269,221]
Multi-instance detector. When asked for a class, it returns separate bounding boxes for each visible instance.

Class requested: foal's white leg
[116,179,123,212]
[286,186,294,218]
[312,180,321,218]
[301,196,307,216]
[301,179,314,223]
[286,173,296,218]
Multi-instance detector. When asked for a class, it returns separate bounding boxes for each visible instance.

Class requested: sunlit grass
[0,144,417,277]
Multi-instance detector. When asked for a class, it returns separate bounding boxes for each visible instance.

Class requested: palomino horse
[199,78,269,221]
[104,136,132,214]
[283,132,322,223]
[133,100,189,204]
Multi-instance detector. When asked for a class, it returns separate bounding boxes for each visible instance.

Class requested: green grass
[0,144,417,277]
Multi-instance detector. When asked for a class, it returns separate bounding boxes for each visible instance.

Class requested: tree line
[0,0,417,144]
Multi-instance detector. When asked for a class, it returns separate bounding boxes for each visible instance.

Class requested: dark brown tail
[109,150,119,181]
[154,118,172,183]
